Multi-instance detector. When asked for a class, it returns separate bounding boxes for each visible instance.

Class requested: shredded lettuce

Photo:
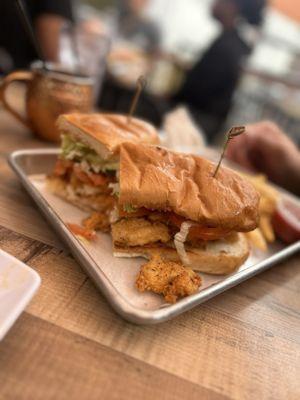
[61,134,118,173]
[101,162,119,172]
[123,204,136,213]
[109,182,120,197]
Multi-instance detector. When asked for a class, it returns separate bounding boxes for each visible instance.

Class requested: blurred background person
[173,0,267,142]
[2,0,299,150]
[117,0,160,53]
[98,0,162,123]
[0,0,74,74]
[227,121,300,195]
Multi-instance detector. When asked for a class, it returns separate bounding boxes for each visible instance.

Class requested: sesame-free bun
[119,143,260,232]
[114,233,249,275]
[57,113,160,160]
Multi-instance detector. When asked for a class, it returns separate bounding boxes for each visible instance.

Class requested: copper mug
[0,61,94,142]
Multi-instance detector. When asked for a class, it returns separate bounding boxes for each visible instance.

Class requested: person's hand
[226,121,300,194]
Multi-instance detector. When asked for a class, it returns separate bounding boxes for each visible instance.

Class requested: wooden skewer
[128,76,147,123]
[213,126,246,178]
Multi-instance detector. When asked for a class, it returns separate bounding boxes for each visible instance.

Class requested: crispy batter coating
[136,256,202,303]
[111,218,171,247]
[67,223,96,241]
[83,212,110,233]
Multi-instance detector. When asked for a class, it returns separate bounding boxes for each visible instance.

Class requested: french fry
[238,169,281,250]
[239,171,280,250]
[250,174,267,183]
[240,172,279,204]
[255,185,278,208]
[259,197,277,215]
[260,215,275,243]
[245,229,268,251]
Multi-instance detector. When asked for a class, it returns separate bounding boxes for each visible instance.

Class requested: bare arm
[226,121,300,195]
[35,14,66,62]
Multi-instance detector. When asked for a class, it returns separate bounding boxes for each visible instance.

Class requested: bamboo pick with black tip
[15,0,48,70]
[128,76,147,123]
[213,126,246,178]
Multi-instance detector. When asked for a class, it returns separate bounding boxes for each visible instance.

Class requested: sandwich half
[111,142,260,275]
[47,113,160,214]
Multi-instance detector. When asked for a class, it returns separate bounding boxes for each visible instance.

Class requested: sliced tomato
[73,164,93,184]
[67,223,96,241]
[72,165,108,187]
[188,225,231,241]
[53,159,73,177]
[272,199,300,244]
[166,213,230,240]
[167,213,186,228]
[89,172,109,186]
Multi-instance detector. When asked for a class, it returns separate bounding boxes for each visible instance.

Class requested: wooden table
[0,109,299,400]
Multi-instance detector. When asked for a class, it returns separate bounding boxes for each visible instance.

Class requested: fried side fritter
[136,256,202,303]
[83,212,110,233]
[111,218,171,247]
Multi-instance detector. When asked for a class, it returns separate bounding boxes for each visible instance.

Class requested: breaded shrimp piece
[136,256,201,303]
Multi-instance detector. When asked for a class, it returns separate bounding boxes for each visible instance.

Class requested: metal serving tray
[9,149,300,325]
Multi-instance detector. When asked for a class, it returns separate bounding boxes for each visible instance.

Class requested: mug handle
[0,71,34,129]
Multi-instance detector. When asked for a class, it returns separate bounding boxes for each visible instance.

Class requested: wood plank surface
[0,108,299,400]
[0,313,227,400]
